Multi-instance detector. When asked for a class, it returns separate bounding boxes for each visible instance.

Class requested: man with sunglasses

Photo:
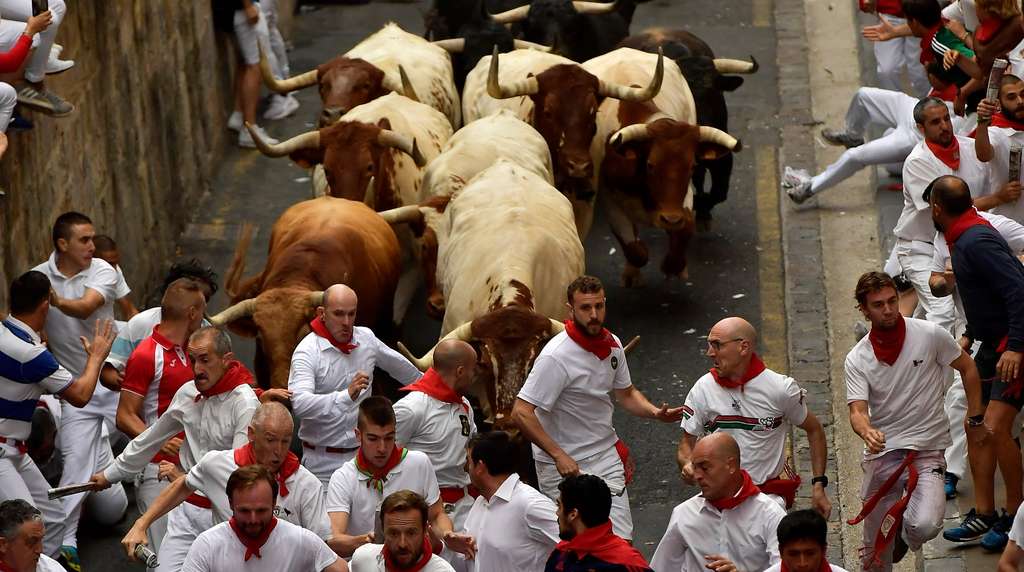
[677,316,832,519]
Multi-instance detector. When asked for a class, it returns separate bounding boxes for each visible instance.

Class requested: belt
[185,493,213,509]
[0,436,28,454]
[440,486,480,504]
[302,441,358,454]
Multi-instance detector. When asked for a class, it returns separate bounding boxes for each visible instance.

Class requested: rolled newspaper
[134,545,159,568]
[46,483,96,500]
[988,59,1010,101]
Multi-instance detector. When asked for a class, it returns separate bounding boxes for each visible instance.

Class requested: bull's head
[434,34,551,91]
[245,120,426,209]
[259,47,417,127]
[490,1,620,51]
[377,201,450,319]
[486,47,664,195]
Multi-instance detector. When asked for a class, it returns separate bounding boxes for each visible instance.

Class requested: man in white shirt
[677,316,831,516]
[763,510,850,572]
[289,284,421,487]
[975,76,1024,224]
[651,432,785,572]
[181,465,346,572]
[845,271,984,570]
[350,490,456,572]
[0,500,66,572]
[395,340,477,530]
[460,430,558,572]
[31,211,129,563]
[121,401,329,560]
[326,396,464,558]
[0,271,115,559]
[512,275,684,541]
[90,326,260,572]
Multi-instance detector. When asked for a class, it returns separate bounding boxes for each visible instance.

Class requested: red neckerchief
[710,353,766,390]
[554,521,651,571]
[228,516,278,561]
[926,137,960,170]
[975,17,1003,43]
[868,314,906,366]
[382,535,433,572]
[400,368,468,412]
[944,207,994,248]
[564,319,620,360]
[781,557,833,572]
[356,445,407,494]
[708,470,761,511]
[310,317,358,354]
[928,83,957,103]
[919,22,943,64]
[759,474,802,509]
[234,443,300,498]
[195,361,255,401]
[991,112,1024,131]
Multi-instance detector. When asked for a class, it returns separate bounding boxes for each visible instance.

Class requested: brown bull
[209,198,402,388]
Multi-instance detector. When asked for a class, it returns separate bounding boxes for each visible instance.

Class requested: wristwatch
[811,475,828,488]
[968,414,986,427]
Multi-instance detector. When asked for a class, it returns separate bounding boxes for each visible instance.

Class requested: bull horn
[259,43,318,93]
[598,48,663,102]
[512,39,552,52]
[382,66,419,102]
[246,123,321,158]
[307,291,325,307]
[610,123,650,147]
[432,38,465,53]
[699,126,742,152]
[364,176,376,208]
[487,47,539,99]
[490,4,530,24]
[548,319,566,337]
[622,335,640,354]
[572,1,617,14]
[713,56,759,74]
[377,205,424,225]
[377,129,427,167]
[399,321,475,371]
[208,298,258,326]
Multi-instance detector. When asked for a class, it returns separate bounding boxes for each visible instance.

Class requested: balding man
[678,317,831,517]
[652,432,785,572]
[115,278,207,555]
[289,284,421,487]
[121,402,328,562]
[395,340,478,533]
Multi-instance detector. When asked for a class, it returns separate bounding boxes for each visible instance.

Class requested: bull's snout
[655,208,695,231]
[659,213,684,226]
[565,158,593,179]
[319,107,345,126]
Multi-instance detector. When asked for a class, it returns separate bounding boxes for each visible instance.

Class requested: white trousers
[896,239,957,334]
[872,18,930,97]
[156,502,213,572]
[301,446,356,491]
[0,82,15,131]
[0,0,65,83]
[135,462,171,554]
[56,407,127,547]
[0,446,65,558]
[859,450,946,571]
[261,0,289,78]
[535,446,633,540]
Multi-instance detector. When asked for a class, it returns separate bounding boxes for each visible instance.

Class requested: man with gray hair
[0,499,63,572]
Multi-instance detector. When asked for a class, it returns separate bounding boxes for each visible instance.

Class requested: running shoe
[821,128,864,148]
[944,472,959,500]
[943,509,997,542]
[981,510,1013,552]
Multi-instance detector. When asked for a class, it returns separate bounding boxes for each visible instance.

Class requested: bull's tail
[225,223,255,299]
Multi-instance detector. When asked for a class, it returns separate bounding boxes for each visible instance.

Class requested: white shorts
[535,446,633,540]
[232,7,271,66]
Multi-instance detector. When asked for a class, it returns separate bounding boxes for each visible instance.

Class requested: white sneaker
[50,44,63,59]
[227,111,243,132]
[781,166,814,204]
[263,94,300,121]
[239,124,278,149]
[45,57,74,75]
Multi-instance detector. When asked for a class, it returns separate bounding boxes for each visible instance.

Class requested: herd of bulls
[207,0,760,426]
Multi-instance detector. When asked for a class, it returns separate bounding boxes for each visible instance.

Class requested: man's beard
[934,218,945,233]
[573,316,603,337]
[558,528,576,541]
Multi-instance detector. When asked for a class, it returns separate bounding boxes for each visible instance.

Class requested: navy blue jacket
[951,224,1024,351]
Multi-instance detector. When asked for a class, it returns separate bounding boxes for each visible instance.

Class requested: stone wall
[0,0,296,307]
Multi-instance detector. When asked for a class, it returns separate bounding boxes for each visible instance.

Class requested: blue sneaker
[981,511,1013,552]
[59,545,81,572]
[944,472,959,499]
[944,509,998,542]
[8,109,33,132]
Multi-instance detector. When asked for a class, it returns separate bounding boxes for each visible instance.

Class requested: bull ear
[714,75,744,92]
[377,117,393,131]
[289,147,326,169]
[225,318,259,339]
[696,142,733,162]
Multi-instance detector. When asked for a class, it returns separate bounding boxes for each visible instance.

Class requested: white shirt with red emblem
[325,449,441,537]
[650,492,785,572]
[185,447,330,538]
[350,543,456,572]
[181,518,339,572]
[394,390,476,488]
[288,326,421,450]
[680,368,808,484]
[844,317,960,459]
[517,330,632,463]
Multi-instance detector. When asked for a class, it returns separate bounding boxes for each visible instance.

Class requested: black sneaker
[821,127,865,148]
[943,509,998,542]
[8,108,33,131]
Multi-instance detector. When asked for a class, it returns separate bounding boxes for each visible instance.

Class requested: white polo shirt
[181,518,339,572]
[0,317,72,443]
[350,543,456,572]
[185,447,330,538]
[844,317,960,459]
[1009,507,1024,547]
[394,390,476,488]
[325,449,441,537]
[461,473,559,572]
[982,127,1024,224]
[650,492,785,572]
[517,331,632,463]
[895,137,990,243]
[33,252,119,417]
[288,326,421,449]
[680,368,808,484]
[103,378,259,483]
[113,265,132,300]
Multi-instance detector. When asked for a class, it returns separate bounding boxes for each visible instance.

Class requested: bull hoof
[661,256,688,279]
[696,211,712,232]
[622,265,645,288]
[623,240,649,268]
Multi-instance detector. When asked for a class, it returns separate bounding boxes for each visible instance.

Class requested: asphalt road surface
[78,0,785,567]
